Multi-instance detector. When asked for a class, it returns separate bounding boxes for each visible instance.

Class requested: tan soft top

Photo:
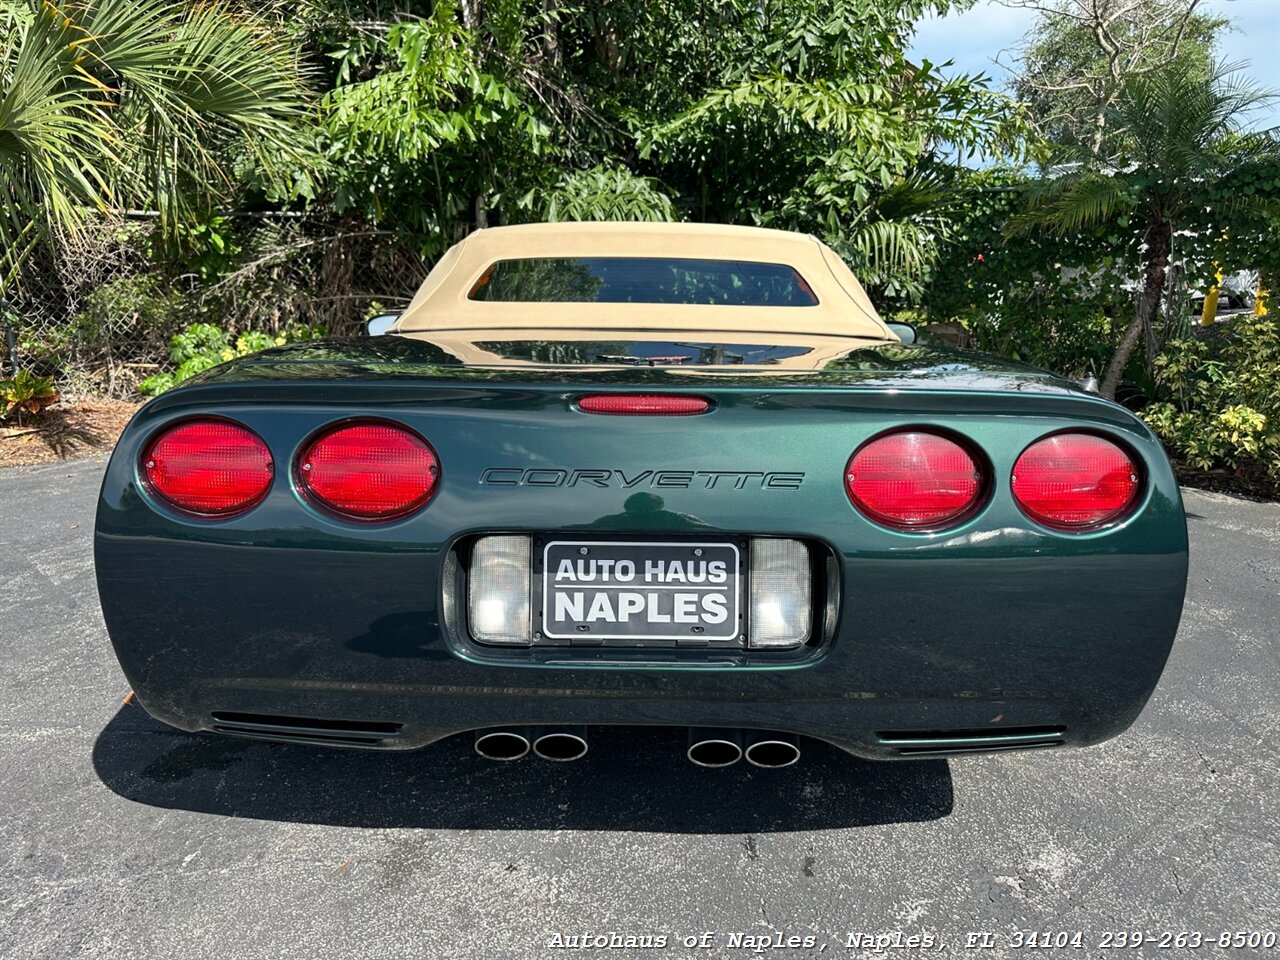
[392,222,892,341]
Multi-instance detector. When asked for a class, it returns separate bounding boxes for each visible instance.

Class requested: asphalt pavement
[1,455,1277,959]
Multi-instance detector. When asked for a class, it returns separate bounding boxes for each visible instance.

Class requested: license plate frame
[534,539,745,644]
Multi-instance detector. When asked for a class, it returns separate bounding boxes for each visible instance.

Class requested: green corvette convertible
[95,222,1188,768]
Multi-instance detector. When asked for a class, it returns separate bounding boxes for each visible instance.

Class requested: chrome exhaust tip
[744,732,800,768]
[474,728,531,761]
[687,728,744,768]
[532,727,589,762]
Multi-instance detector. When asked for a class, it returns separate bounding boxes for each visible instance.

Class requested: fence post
[1,296,18,375]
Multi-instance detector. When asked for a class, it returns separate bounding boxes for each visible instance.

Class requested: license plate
[537,540,743,642]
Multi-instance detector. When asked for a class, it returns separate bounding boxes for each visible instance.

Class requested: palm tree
[0,0,309,293]
[1011,64,1277,399]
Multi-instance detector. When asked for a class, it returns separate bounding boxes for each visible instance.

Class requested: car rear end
[95,344,1188,762]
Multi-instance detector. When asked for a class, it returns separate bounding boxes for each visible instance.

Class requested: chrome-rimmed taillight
[1011,432,1141,531]
[845,430,985,531]
[141,418,273,518]
[296,420,439,521]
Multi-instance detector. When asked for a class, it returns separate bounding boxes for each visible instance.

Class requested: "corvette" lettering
[479,468,804,489]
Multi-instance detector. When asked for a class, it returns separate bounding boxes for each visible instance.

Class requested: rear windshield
[473,341,817,365]
[468,257,819,306]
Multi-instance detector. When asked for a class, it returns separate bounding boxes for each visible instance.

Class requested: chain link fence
[2,213,428,399]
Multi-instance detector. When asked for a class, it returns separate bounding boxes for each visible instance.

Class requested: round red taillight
[1012,433,1140,530]
[578,394,710,416]
[297,421,439,521]
[142,419,273,517]
[845,431,983,530]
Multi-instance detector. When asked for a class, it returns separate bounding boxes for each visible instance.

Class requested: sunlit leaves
[526,166,675,223]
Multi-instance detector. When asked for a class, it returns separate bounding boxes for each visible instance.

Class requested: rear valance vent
[875,726,1066,757]
[210,711,404,747]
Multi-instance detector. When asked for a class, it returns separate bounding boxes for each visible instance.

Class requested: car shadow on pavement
[92,705,953,833]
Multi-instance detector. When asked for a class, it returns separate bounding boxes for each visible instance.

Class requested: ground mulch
[0,399,141,468]
[1172,461,1279,502]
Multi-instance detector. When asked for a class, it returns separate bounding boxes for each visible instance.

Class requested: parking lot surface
[2,457,1277,958]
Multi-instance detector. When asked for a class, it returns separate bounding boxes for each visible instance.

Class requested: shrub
[0,370,59,420]
[925,171,1139,379]
[1142,315,1280,482]
[139,322,327,396]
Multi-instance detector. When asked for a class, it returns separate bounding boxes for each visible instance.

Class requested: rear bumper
[96,533,1186,760]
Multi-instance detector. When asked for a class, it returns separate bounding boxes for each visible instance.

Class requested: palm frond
[0,0,311,292]
[1007,170,1135,236]
[837,219,938,286]
[1110,61,1278,177]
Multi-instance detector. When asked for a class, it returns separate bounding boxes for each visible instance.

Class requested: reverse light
[297,421,438,521]
[748,539,811,649]
[845,431,983,530]
[578,394,710,416]
[143,419,273,517]
[1011,433,1140,530]
[469,536,532,644]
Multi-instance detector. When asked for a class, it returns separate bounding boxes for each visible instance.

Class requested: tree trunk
[1101,219,1171,400]
[592,0,621,76]
[1088,90,1107,156]
[542,0,561,65]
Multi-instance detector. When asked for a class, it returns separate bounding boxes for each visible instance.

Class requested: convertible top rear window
[468,257,819,306]
[473,341,817,365]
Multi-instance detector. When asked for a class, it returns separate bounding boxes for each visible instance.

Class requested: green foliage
[139,321,327,396]
[137,374,176,397]
[0,0,311,293]
[153,217,244,283]
[527,166,676,223]
[0,368,58,419]
[314,0,1028,295]
[1002,64,1279,397]
[168,320,231,362]
[637,4,1030,300]
[1143,316,1280,481]
[18,274,185,376]
[322,1,547,255]
[76,276,185,340]
[925,170,1136,376]
[1180,153,1280,289]
[1017,65,1277,241]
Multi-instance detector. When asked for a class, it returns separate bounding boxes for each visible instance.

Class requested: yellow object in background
[1201,284,1220,326]
[1256,282,1269,317]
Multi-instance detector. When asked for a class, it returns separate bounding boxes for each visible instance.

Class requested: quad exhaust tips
[476,726,797,766]
[474,726,589,762]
